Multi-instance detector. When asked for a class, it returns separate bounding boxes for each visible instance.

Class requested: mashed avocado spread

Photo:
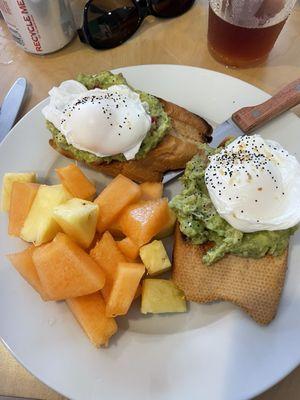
[47,71,171,164]
[170,146,297,265]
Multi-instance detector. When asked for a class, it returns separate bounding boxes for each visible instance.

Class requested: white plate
[1,65,300,400]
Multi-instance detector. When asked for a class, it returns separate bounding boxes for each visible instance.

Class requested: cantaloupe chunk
[1,172,36,212]
[140,182,163,200]
[90,231,126,300]
[7,245,49,300]
[8,182,39,237]
[134,283,142,299]
[108,219,125,239]
[20,184,72,246]
[105,262,145,317]
[67,292,117,347]
[118,198,170,246]
[155,208,176,239]
[33,233,106,300]
[117,237,140,260]
[94,174,141,233]
[56,164,96,200]
[53,198,99,248]
[86,232,101,253]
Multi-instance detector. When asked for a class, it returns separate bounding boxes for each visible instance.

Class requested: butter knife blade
[0,77,27,143]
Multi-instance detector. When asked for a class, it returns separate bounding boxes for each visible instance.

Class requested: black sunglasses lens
[86,0,139,48]
[151,0,195,18]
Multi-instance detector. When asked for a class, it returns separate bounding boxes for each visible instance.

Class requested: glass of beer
[208,0,297,67]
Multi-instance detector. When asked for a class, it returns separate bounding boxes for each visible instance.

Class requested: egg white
[42,81,152,160]
[205,134,300,232]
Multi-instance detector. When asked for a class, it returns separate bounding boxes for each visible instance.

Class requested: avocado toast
[47,71,212,182]
[170,136,300,325]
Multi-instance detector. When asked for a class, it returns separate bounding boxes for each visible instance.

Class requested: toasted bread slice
[49,99,212,183]
[172,225,288,325]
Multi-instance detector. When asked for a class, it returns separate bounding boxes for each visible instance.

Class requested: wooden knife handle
[232,78,300,133]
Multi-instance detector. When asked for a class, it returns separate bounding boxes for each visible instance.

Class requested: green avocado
[47,71,171,165]
[170,146,297,265]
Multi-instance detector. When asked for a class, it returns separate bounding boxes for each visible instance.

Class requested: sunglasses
[78,0,195,50]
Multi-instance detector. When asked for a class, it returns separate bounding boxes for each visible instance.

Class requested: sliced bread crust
[172,225,288,325]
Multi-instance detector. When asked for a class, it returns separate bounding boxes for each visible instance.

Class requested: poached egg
[42,80,152,160]
[205,134,300,232]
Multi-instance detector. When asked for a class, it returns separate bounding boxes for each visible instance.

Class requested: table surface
[1,1,300,399]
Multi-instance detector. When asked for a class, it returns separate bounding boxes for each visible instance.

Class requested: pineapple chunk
[53,198,99,248]
[139,240,171,276]
[20,185,72,245]
[1,172,36,212]
[141,279,186,314]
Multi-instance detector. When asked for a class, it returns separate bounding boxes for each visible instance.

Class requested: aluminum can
[0,0,76,54]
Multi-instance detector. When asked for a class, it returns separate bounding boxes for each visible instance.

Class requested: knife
[0,77,27,143]
[163,77,300,184]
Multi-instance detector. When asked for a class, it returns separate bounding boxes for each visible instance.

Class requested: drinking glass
[208,0,297,67]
